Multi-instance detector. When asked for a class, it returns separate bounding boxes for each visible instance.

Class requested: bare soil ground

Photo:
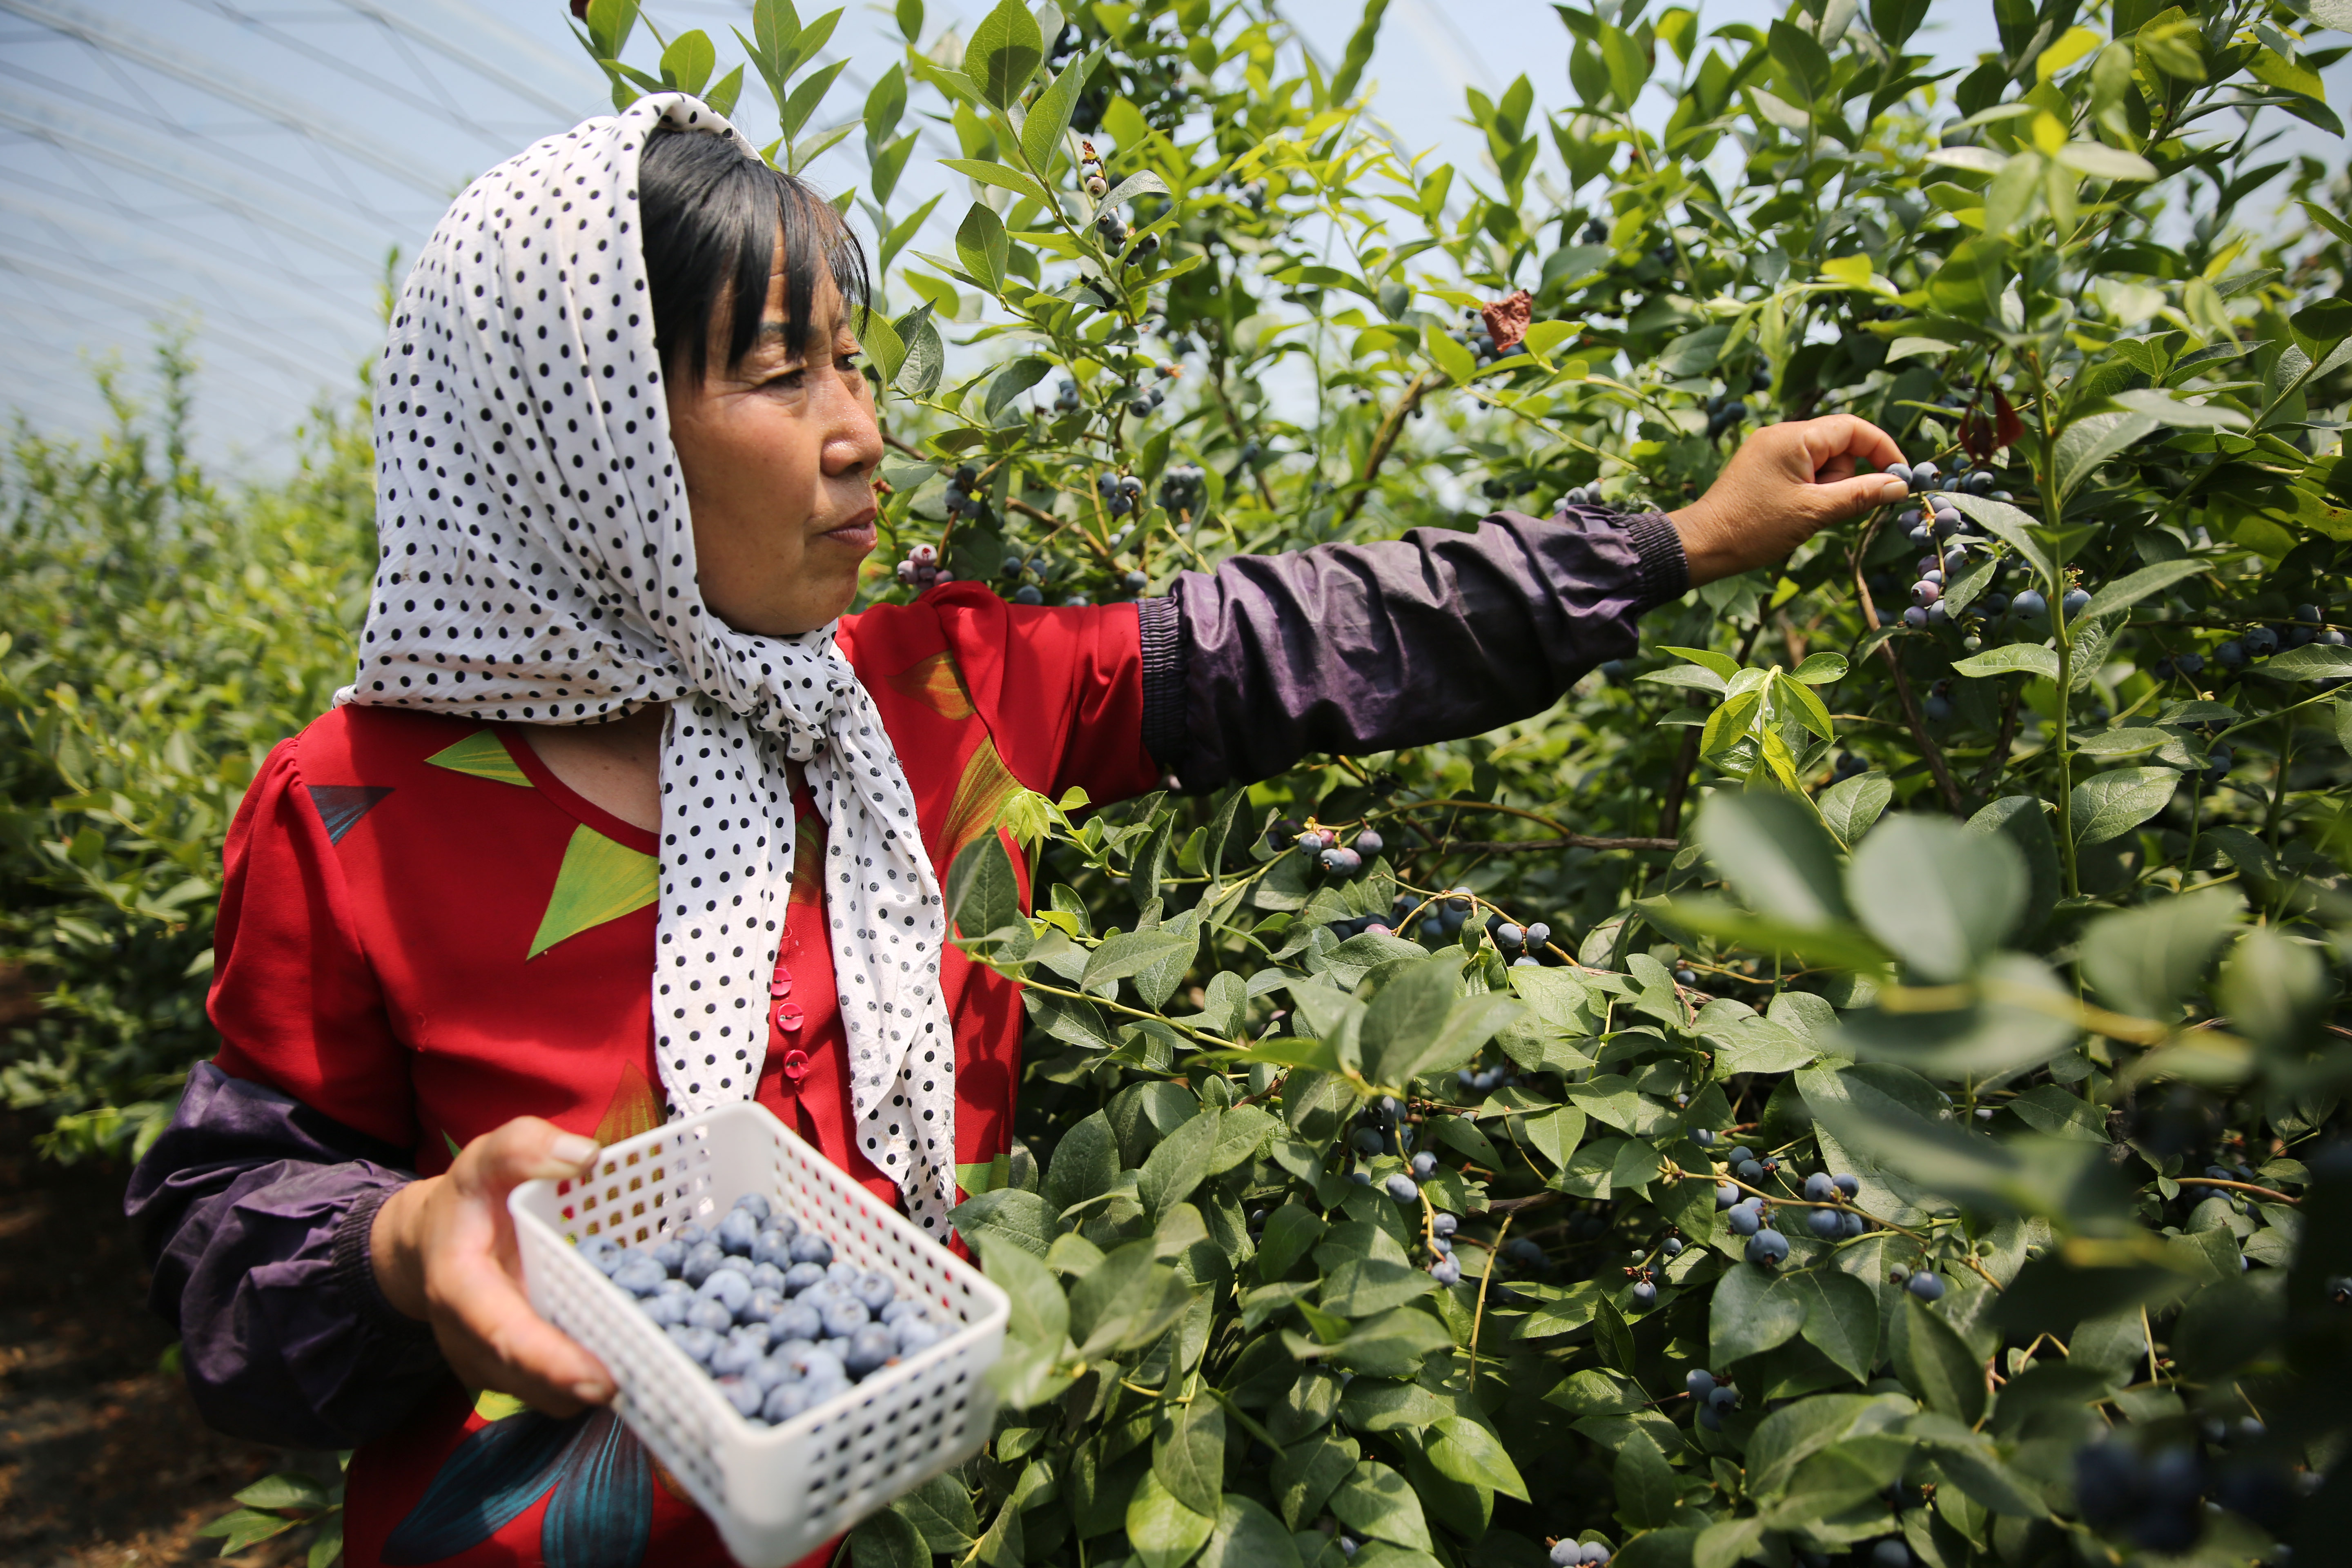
[0,1114,307,1568]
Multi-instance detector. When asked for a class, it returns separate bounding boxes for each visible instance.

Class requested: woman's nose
[820,372,884,478]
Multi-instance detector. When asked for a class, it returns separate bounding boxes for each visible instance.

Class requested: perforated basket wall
[510,1100,1008,1568]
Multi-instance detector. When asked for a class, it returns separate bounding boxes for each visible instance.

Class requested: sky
[0,0,2343,472]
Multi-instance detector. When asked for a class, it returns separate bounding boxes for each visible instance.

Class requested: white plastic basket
[510,1100,1008,1568]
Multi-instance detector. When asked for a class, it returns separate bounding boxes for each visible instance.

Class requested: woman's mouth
[817,511,877,552]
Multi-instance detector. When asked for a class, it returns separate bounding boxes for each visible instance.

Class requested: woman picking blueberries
[129,96,1911,1568]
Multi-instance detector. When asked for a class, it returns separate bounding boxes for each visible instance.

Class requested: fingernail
[572,1380,614,1404]
[550,1133,600,1167]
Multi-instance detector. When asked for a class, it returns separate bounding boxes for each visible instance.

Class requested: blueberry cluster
[1893,1265,1944,1301]
[1051,377,1082,416]
[1123,374,1170,419]
[1685,1367,1740,1431]
[1156,463,1205,513]
[2074,1439,2208,1552]
[893,541,952,592]
[1546,1539,1613,1565]
[1096,470,1144,517]
[581,1193,947,1427]
[1485,913,1553,969]
[1455,1056,1518,1095]
[1448,307,1507,366]
[1702,395,1748,440]
[940,463,987,522]
[996,549,1050,606]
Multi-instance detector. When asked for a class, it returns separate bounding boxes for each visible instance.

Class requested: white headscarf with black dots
[336,94,959,1238]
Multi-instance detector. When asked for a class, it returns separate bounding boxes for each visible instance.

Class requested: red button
[768,971,793,998]
[780,1048,810,1083]
[774,1001,804,1032]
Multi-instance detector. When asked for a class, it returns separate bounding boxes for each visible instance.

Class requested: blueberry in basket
[595,1193,949,1427]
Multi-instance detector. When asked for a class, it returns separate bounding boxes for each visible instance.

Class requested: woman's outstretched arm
[1143,417,1906,789]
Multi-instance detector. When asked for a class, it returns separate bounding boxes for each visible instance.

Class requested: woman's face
[666,261,883,638]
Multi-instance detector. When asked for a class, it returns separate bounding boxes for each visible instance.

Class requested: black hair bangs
[638,127,872,384]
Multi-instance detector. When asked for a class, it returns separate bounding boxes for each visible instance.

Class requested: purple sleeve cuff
[1152,505,1687,790]
[127,1061,447,1448]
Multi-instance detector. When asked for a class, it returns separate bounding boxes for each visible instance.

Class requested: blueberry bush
[16,0,2352,1562]
[0,342,372,1160]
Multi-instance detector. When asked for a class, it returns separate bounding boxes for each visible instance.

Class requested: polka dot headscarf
[337,94,960,1239]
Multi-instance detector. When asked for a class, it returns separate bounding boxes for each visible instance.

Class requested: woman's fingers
[1794,414,1906,478]
[451,1116,601,1198]
[432,1248,615,1412]
[404,1116,612,1414]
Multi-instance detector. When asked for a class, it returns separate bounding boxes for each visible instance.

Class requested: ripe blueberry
[1907,1270,1945,1301]
[1745,1228,1790,1266]
[1385,1173,1419,1203]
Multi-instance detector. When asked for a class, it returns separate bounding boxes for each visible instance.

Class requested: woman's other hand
[1669,416,1909,586]
[371,1118,615,1414]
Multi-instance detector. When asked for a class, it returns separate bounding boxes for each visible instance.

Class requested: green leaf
[197,1509,301,1555]
[1045,1111,1117,1213]
[2076,888,2241,1022]
[964,0,1044,108]
[2265,644,2352,680]
[1256,1204,1326,1281]
[2068,768,2179,848]
[894,304,943,397]
[1695,790,1851,927]
[950,1188,1054,1258]
[938,156,1051,206]
[2111,387,2250,430]
[893,1473,980,1553]
[1198,1496,1302,1568]
[781,58,851,140]
[1613,1427,1680,1528]
[1154,1398,1227,1517]
[978,1230,1069,1349]
[850,1505,932,1568]
[1098,169,1172,212]
[859,310,908,390]
[946,831,1020,938]
[1329,1460,1432,1550]
[1069,1241,1193,1355]
[1599,22,1654,107]
[1951,643,2060,681]
[659,29,716,94]
[1357,958,1517,1090]
[1426,1417,1530,1501]
[1817,771,1892,849]
[1891,1294,1986,1424]
[1138,1107,1222,1219]
[1423,321,1475,385]
[1127,1469,1216,1568]
[1711,1263,1805,1363]
[1021,50,1098,176]
[1792,651,1849,685]
[983,356,1051,419]
[232,1474,329,1512]
[1791,1268,1882,1382]
[703,64,745,118]
[1274,1434,1361,1530]
[2054,410,2162,499]
[956,202,1009,293]
[1945,494,2056,590]
[1846,814,2025,983]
